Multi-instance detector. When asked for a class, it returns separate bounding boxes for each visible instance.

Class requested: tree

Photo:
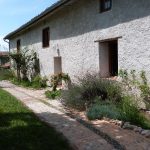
[10,47,40,81]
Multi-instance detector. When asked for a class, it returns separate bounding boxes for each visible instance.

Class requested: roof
[4,0,72,40]
[1,62,10,69]
[0,51,9,56]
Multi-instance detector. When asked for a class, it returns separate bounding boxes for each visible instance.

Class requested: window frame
[42,27,50,48]
[100,0,112,13]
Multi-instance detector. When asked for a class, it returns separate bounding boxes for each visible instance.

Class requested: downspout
[3,38,11,67]
[3,39,10,53]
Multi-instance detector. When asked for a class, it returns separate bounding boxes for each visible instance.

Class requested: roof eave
[4,0,71,40]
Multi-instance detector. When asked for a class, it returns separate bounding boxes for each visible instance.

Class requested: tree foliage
[10,47,40,81]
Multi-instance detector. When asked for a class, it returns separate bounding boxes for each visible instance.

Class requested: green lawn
[0,69,14,81]
[0,89,72,150]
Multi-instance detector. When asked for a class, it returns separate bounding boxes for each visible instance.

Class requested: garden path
[0,81,115,150]
[0,80,150,150]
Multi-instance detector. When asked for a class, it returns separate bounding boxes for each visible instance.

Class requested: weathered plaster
[9,0,150,80]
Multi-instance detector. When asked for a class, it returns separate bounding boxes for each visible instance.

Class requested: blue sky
[0,0,58,50]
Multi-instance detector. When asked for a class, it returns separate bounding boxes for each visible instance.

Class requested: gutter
[3,39,10,53]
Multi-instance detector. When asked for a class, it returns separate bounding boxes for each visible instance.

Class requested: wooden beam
[95,36,122,43]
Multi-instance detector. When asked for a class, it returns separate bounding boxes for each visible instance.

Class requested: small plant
[61,85,86,110]
[119,69,150,110]
[130,70,138,85]
[45,90,61,99]
[11,77,32,87]
[119,69,129,85]
[31,75,47,89]
[139,71,150,109]
[140,71,148,85]
[118,96,150,129]
[87,102,121,120]
[11,75,47,89]
[51,73,70,91]
[0,69,15,81]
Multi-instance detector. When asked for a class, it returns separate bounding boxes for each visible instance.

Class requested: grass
[45,90,61,100]
[0,88,72,150]
[0,69,47,89]
[0,69,14,81]
[11,75,47,89]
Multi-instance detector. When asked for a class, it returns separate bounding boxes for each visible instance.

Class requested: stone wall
[9,0,150,81]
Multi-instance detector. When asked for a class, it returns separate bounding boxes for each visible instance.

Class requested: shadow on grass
[0,112,73,150]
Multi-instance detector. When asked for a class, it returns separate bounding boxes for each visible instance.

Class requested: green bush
[118,96,150,129]
[0,69,14,81]
[87,96,150,129]
[61,85,86,110]
[11,77,32,87]
[87,103,121,120]
[119,69,150,110]
[139,71,150,109]
[51,73,70,91]
[61,74,122,110]
[31,75,47,89]
[11,75,47,89]
[45,90,61,99]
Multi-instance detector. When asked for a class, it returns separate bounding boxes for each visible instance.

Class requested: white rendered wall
[9,0,150,80]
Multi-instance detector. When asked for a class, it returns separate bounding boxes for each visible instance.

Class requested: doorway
[108,40,118,76]
[99,40,118,77]
[54,57,62,74]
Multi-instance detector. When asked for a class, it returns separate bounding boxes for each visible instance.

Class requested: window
[42,27,50,48]
[17,39,21,53]
[100,0,112,13]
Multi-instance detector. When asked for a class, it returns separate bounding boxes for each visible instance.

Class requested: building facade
[4,0,150,80]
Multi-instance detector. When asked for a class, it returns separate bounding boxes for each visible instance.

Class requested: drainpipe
[3,38,11,67]
[3,39,10,53]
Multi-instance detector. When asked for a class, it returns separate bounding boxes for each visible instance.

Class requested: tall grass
[0,69,14,81]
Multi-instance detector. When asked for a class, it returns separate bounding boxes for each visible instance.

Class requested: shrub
[51,73,70,91]
[11,77,32,87]
[87,95,150,129]
[0,69,14,81]
[61,74,122,110]
[45,90,61,99]
[79,74,122,103]
[119,69,150,110]
[139,71,150,109]
[31,75,47,89]
[61,85,86,110]
[10,48,40,81]
[118,96,150,129]
[87,103,121,120]
[11,75,47,89]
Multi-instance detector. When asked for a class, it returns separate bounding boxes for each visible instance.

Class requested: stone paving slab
[0,81,115,150]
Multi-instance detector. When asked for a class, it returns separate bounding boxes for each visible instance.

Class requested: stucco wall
[9,0,150,80]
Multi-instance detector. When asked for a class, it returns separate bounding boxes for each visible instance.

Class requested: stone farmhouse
[4,0,150,80]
